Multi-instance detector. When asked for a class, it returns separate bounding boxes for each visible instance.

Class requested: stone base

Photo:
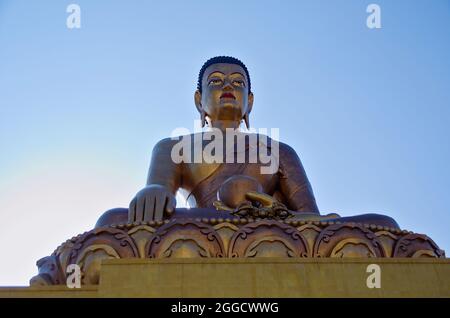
[2,258,450,297]
[29,217,445,286]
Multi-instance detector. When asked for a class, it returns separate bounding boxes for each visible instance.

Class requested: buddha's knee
[355,213,400,229]
[95,207,128,228]
[334,213,400,230]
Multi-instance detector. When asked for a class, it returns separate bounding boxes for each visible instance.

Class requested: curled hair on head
[197,56,251,93]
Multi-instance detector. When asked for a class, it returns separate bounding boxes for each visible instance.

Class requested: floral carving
[31,217,445,286]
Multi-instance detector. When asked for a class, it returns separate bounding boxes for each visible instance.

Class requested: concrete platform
[1,258,449,297]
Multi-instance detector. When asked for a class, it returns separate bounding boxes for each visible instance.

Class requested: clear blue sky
[0,0,449,285]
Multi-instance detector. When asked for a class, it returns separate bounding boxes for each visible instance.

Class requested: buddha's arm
[146,138,182,193]
[278,143,319,213]
[129,138,181,222]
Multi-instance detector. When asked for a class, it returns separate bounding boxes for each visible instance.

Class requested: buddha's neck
[209,120,241,133]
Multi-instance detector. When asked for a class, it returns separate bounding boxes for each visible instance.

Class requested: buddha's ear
[244,92,254,129]
[194,89,203,113]
[194,90,207,127]
[247,91,254,115]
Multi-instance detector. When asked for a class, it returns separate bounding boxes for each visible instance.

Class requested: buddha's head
[195,56,254,129]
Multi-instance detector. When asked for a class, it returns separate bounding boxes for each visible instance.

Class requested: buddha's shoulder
[152,137,181,151]
[277,141,297,154]
[252,134,293,151]
[152,133,198,149]
[261,137,300,160]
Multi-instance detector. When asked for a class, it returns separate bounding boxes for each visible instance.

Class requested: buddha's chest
[182,162,279,194]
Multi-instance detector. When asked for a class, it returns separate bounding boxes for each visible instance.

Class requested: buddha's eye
[233,80,245,87]
[208,79,223,86]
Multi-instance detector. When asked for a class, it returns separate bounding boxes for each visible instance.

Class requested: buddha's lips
[220,92,236,100]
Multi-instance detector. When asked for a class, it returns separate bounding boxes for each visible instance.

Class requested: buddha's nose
[223,82,233,91]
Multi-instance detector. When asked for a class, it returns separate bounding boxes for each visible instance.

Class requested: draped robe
[147,133,319,213]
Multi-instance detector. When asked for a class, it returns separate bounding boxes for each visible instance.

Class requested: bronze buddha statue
[96,56,399,229]
[30,56,444,287]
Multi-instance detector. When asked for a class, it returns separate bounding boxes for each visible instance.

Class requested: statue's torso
[150,133,318,212]
[183,162,280,208]
[178,133,281,208]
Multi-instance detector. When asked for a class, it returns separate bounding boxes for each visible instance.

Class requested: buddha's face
[195,63,253,124]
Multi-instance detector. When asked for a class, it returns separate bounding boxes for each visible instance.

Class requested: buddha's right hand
[128,184,176,222]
